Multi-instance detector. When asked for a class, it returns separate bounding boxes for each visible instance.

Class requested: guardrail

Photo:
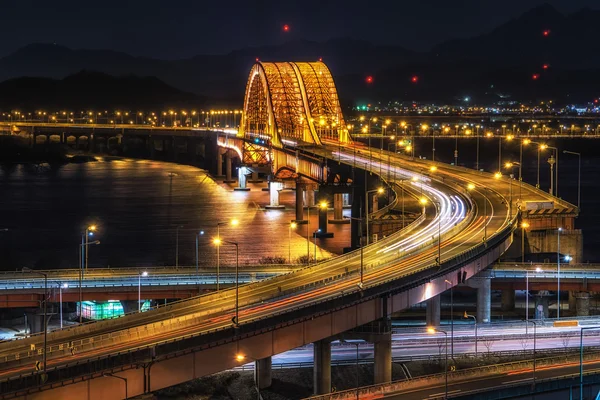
[303,349,600,400]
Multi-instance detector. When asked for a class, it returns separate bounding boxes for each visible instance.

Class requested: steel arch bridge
[239,61,351,149]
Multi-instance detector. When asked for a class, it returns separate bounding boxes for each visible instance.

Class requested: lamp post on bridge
[523,319,537,386]
[365,185,385,246]
[59,283,68,329]
[214,239,240,326]
[78,239,100,323]
[344,213,364,289]
[22,267,47,379]
[427,327,448,399]
[138,271,148,313]
[463,311,477,357]
[525,267,542,333]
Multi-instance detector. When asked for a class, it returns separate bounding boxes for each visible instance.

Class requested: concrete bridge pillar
[343,193,350,207]
[266,182,284,209]
[234,166,250,191]
[426,295,441,327]
[254,356,272,389]
[316,202,333,238]
[89,134,96,153]
[295,182,305,222]
[535,291,550,319]
[476,276,491,323]
[569,291,577,315]
[248,165,262,183]
[329,193,348,224]
[26,311,47,334]
[224,152,235,183]
[501,289,515,311]
[576,292,590,316]
[304,187,315,207]
[147,138,156,157]
[216,151,224,177]
[313,339,331,395]
[374,332,392,384]
[120,300,138,315]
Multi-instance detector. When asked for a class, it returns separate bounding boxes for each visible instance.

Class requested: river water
[0,157,351,271]
[0,136,597,271]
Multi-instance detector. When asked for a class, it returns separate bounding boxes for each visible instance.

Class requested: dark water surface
[0,157,351,270]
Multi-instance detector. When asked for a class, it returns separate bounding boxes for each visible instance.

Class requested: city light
[467,183,476,191]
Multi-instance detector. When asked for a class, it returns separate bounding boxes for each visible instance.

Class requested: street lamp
[344,214,364,288]
[427,327,448,399]
[521,222,530,263]
[557,227,562,319]
[444,279,454,359]
[289,222,297,264]
[530,142,547,189]
[463,311,477,356]
[22,267,47,377]
[505,161,522,206]
[563,150,581,211]
[215,219,239,291]
[138,271,148,312]
[313,229,321,264]
[59,283,68,329]
[216,240,240,326]
[235,354,261,399]
[78,239,100,323]
[365,187,384,245]
[82,224,97,273]
[523,319,537,385]
[579,326,600,399]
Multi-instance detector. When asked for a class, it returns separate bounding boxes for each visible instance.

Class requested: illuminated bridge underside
[240,61,350,148]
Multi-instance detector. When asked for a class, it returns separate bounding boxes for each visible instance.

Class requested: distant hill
[0,71,202,109]
[0,4,599,105]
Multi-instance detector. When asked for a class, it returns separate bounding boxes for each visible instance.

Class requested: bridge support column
[569,291,577,315]
[266,182,284,209]
[535,291,550,319]
[313,339,331,395]
[234,166,250,191]
[248,165,262,183]
[294,182,305,223]
[25,311,47,334]
[374,332,392,384]
[254,356,272,389]
[216,151,224,177]
[147,138,156,157]
[329,193,349,224]
[304,187,315,207]
[224,152,236,183]
[89,134,96,152]
[426,295,441,327]
[120,300,138,315]
[501,289,515,311]
[576,292,590,316]
[316,201,333,238]
[476,276,491,323]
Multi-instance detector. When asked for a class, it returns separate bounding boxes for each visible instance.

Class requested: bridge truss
[239,61,350,149]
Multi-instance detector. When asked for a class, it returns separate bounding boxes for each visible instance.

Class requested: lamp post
[579,326,600,399]
[505,162,521,208]
[463,311,477,356]
[59,283,68,329]
[546,146,559,197]
[289,222,297,264]
[427,327,448,399]
[523,320,537,385]
[138,271,148,312]
[445,280,454,359]
[235,354,261,399]
[557,227,562,319]
[217,240,239,326]
[530,142,547,189]
[22,268,47,376]
[313,229,321,264]
[563,150,581,211]
[175,225,183,268]
[82,224,97,273]
[365,186,384,245]
[103,373,128,400]
[215,219,239,291]
[78,239,100,323]
[344,214,364,288]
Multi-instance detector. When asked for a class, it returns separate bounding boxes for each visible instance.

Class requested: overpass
[0,61,575,400]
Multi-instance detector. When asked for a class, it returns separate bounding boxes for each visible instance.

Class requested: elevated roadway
[0,142,571,399]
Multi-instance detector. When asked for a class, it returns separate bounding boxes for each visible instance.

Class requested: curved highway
[0,142,567,397]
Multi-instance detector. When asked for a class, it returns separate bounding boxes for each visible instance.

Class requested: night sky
[1,0,597,59]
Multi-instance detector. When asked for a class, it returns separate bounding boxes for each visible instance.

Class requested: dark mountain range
[0,71,202,110]
[0,4,598,106]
